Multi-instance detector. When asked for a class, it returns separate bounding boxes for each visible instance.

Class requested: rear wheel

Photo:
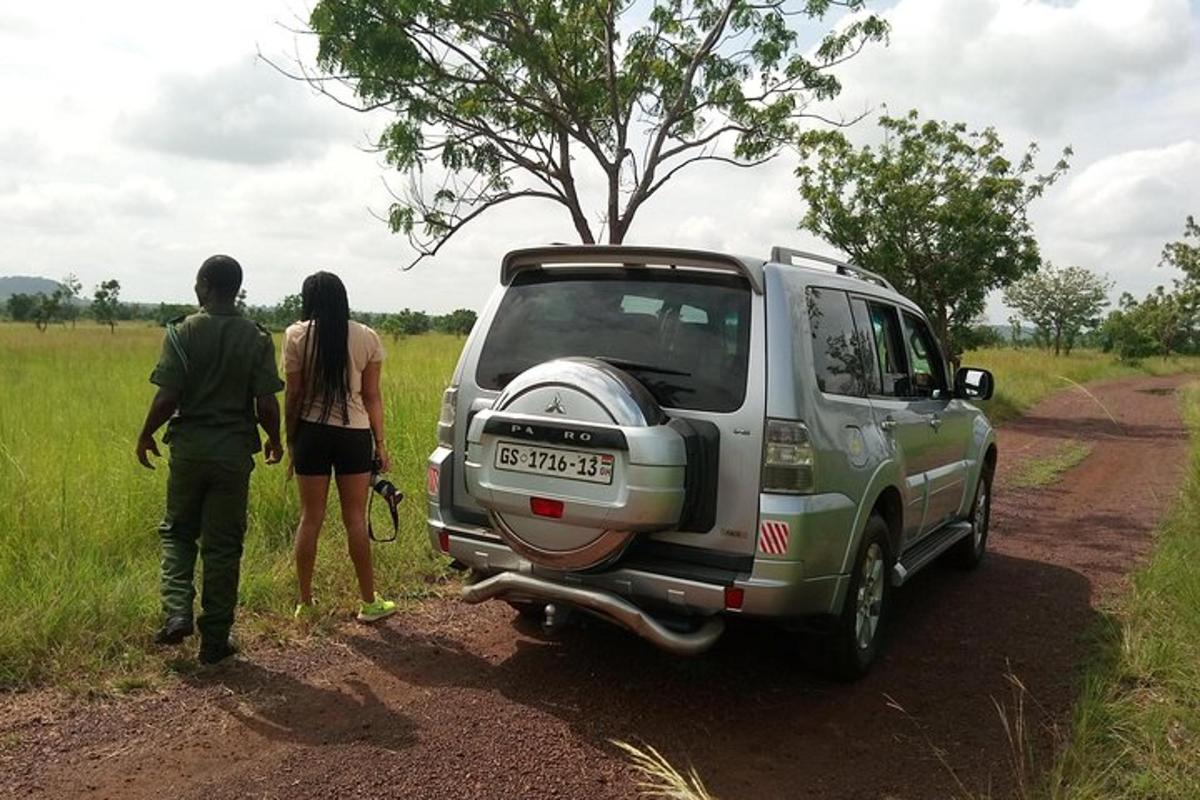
[951,469,992,570]
[829,514,891,680]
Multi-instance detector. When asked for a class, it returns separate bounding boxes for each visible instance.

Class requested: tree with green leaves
[60,274,83,328]
[1100,217,1200,360]
[1102,288,1196,360]
[32,292,63,332]
[1003,264,1112,356]
[91,280,122,333]
[796,110,1071,360]
[6,293,37,322]
[289,0,888,266]
[382,308,431,338]
[433,308,477,336]
[1161,215,1199,280]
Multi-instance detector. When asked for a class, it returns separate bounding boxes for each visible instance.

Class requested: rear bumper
[428,448,849,654]
[429,517,848,620]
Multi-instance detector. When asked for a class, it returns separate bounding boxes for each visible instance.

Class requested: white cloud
[1033,140,1200,298]
[0,0,1197,318]
[1053,141,1200,242]
[120,59,346,165]
[833,0,1196,134]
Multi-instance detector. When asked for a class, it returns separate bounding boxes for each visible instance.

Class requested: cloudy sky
[1,1,1197,316]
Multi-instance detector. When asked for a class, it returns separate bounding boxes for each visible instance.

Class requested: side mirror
[955,367,994,400]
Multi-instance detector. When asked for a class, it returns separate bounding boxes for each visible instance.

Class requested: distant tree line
[4,275,125,333]
[1098,216,1200,361]
[4,279,476,338]
[994,217,1200,360]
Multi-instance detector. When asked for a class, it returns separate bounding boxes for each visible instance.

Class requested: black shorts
[292,421,374,476]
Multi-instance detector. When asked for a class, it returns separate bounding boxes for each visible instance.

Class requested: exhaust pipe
[462,572,725,656]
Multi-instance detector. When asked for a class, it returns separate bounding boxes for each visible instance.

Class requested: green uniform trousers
[158,457,253,643]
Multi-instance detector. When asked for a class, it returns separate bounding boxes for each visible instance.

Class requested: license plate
[494,441,615,485]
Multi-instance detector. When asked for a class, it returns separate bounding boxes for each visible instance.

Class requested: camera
[370,471,402,506]
[368,458,403,542]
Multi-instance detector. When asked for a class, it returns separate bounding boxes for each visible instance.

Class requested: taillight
[436,386,458,448]
[724,586,745,611]
[437,530,450,553]
[530,497,565,518]
[426,464,440,496]
[762,419,814,494]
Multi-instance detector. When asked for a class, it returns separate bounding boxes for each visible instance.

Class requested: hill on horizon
[0,276,65,300]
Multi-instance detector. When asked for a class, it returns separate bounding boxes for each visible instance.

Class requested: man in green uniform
[136,255,284,665]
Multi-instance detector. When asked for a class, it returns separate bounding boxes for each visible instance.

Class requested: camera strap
[368,488,399,543]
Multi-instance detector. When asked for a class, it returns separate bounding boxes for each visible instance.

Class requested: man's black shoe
[198,639,238,666]
[152,617,194,646]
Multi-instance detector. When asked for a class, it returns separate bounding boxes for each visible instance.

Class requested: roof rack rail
[769,246,895,292]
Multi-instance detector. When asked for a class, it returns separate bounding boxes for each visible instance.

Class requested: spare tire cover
[465,358,687,571]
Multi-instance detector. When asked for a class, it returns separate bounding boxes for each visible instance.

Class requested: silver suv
[426,245,996,677]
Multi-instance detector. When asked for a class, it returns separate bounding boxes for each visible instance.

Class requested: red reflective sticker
[758,520,790,556]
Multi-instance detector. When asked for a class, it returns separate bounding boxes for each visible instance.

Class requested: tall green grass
[0,328,1196,691]
[0,323,461,689]
[1039,383,1200,799]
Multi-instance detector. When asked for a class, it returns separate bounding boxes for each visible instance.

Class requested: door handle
[880,416,897,432]
[928,415,943,430]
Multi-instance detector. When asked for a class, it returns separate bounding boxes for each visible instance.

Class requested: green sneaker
[357,595,397,623]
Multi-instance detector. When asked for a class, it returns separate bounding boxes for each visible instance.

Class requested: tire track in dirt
[1,374,1192,800]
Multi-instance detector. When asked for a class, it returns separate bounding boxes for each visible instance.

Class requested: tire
[951,469,992,570]
[829,514,892,681]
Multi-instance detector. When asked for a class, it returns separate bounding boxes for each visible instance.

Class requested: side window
[849,298,882,395]
[805,287,869,396]
[867,302,910,398]
[902,312,948,397]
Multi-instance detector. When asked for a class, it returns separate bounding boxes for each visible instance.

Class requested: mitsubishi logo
[545,393,567,415]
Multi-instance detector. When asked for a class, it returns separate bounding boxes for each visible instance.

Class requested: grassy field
[0,322,460,690]
[1038,383,1200,799]
[960,347,1200,424]
[1,324,1198,691]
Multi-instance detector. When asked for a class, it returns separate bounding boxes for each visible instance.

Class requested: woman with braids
[284,271,396,623]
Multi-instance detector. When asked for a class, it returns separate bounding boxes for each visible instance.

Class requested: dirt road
[1,374,1192,800]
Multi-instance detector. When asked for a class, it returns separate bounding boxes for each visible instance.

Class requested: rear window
[476,270,752,412]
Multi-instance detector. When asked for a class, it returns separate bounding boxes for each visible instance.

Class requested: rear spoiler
[501,245,766,294]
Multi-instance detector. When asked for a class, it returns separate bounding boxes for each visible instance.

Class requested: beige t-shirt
[283,320,385,429]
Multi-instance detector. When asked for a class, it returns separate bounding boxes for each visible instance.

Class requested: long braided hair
[300,271,351,426]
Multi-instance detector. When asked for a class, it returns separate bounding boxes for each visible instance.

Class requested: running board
[891,522,973,586]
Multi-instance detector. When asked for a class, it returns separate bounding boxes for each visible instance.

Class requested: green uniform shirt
[150,309,284,460]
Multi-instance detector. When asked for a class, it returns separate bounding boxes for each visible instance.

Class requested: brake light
[530,497,564,518]
[438,530,450,553]
[762,419,814,494]
[724,586,745,611]
[436,386,458,448]
[426,464,440,496]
